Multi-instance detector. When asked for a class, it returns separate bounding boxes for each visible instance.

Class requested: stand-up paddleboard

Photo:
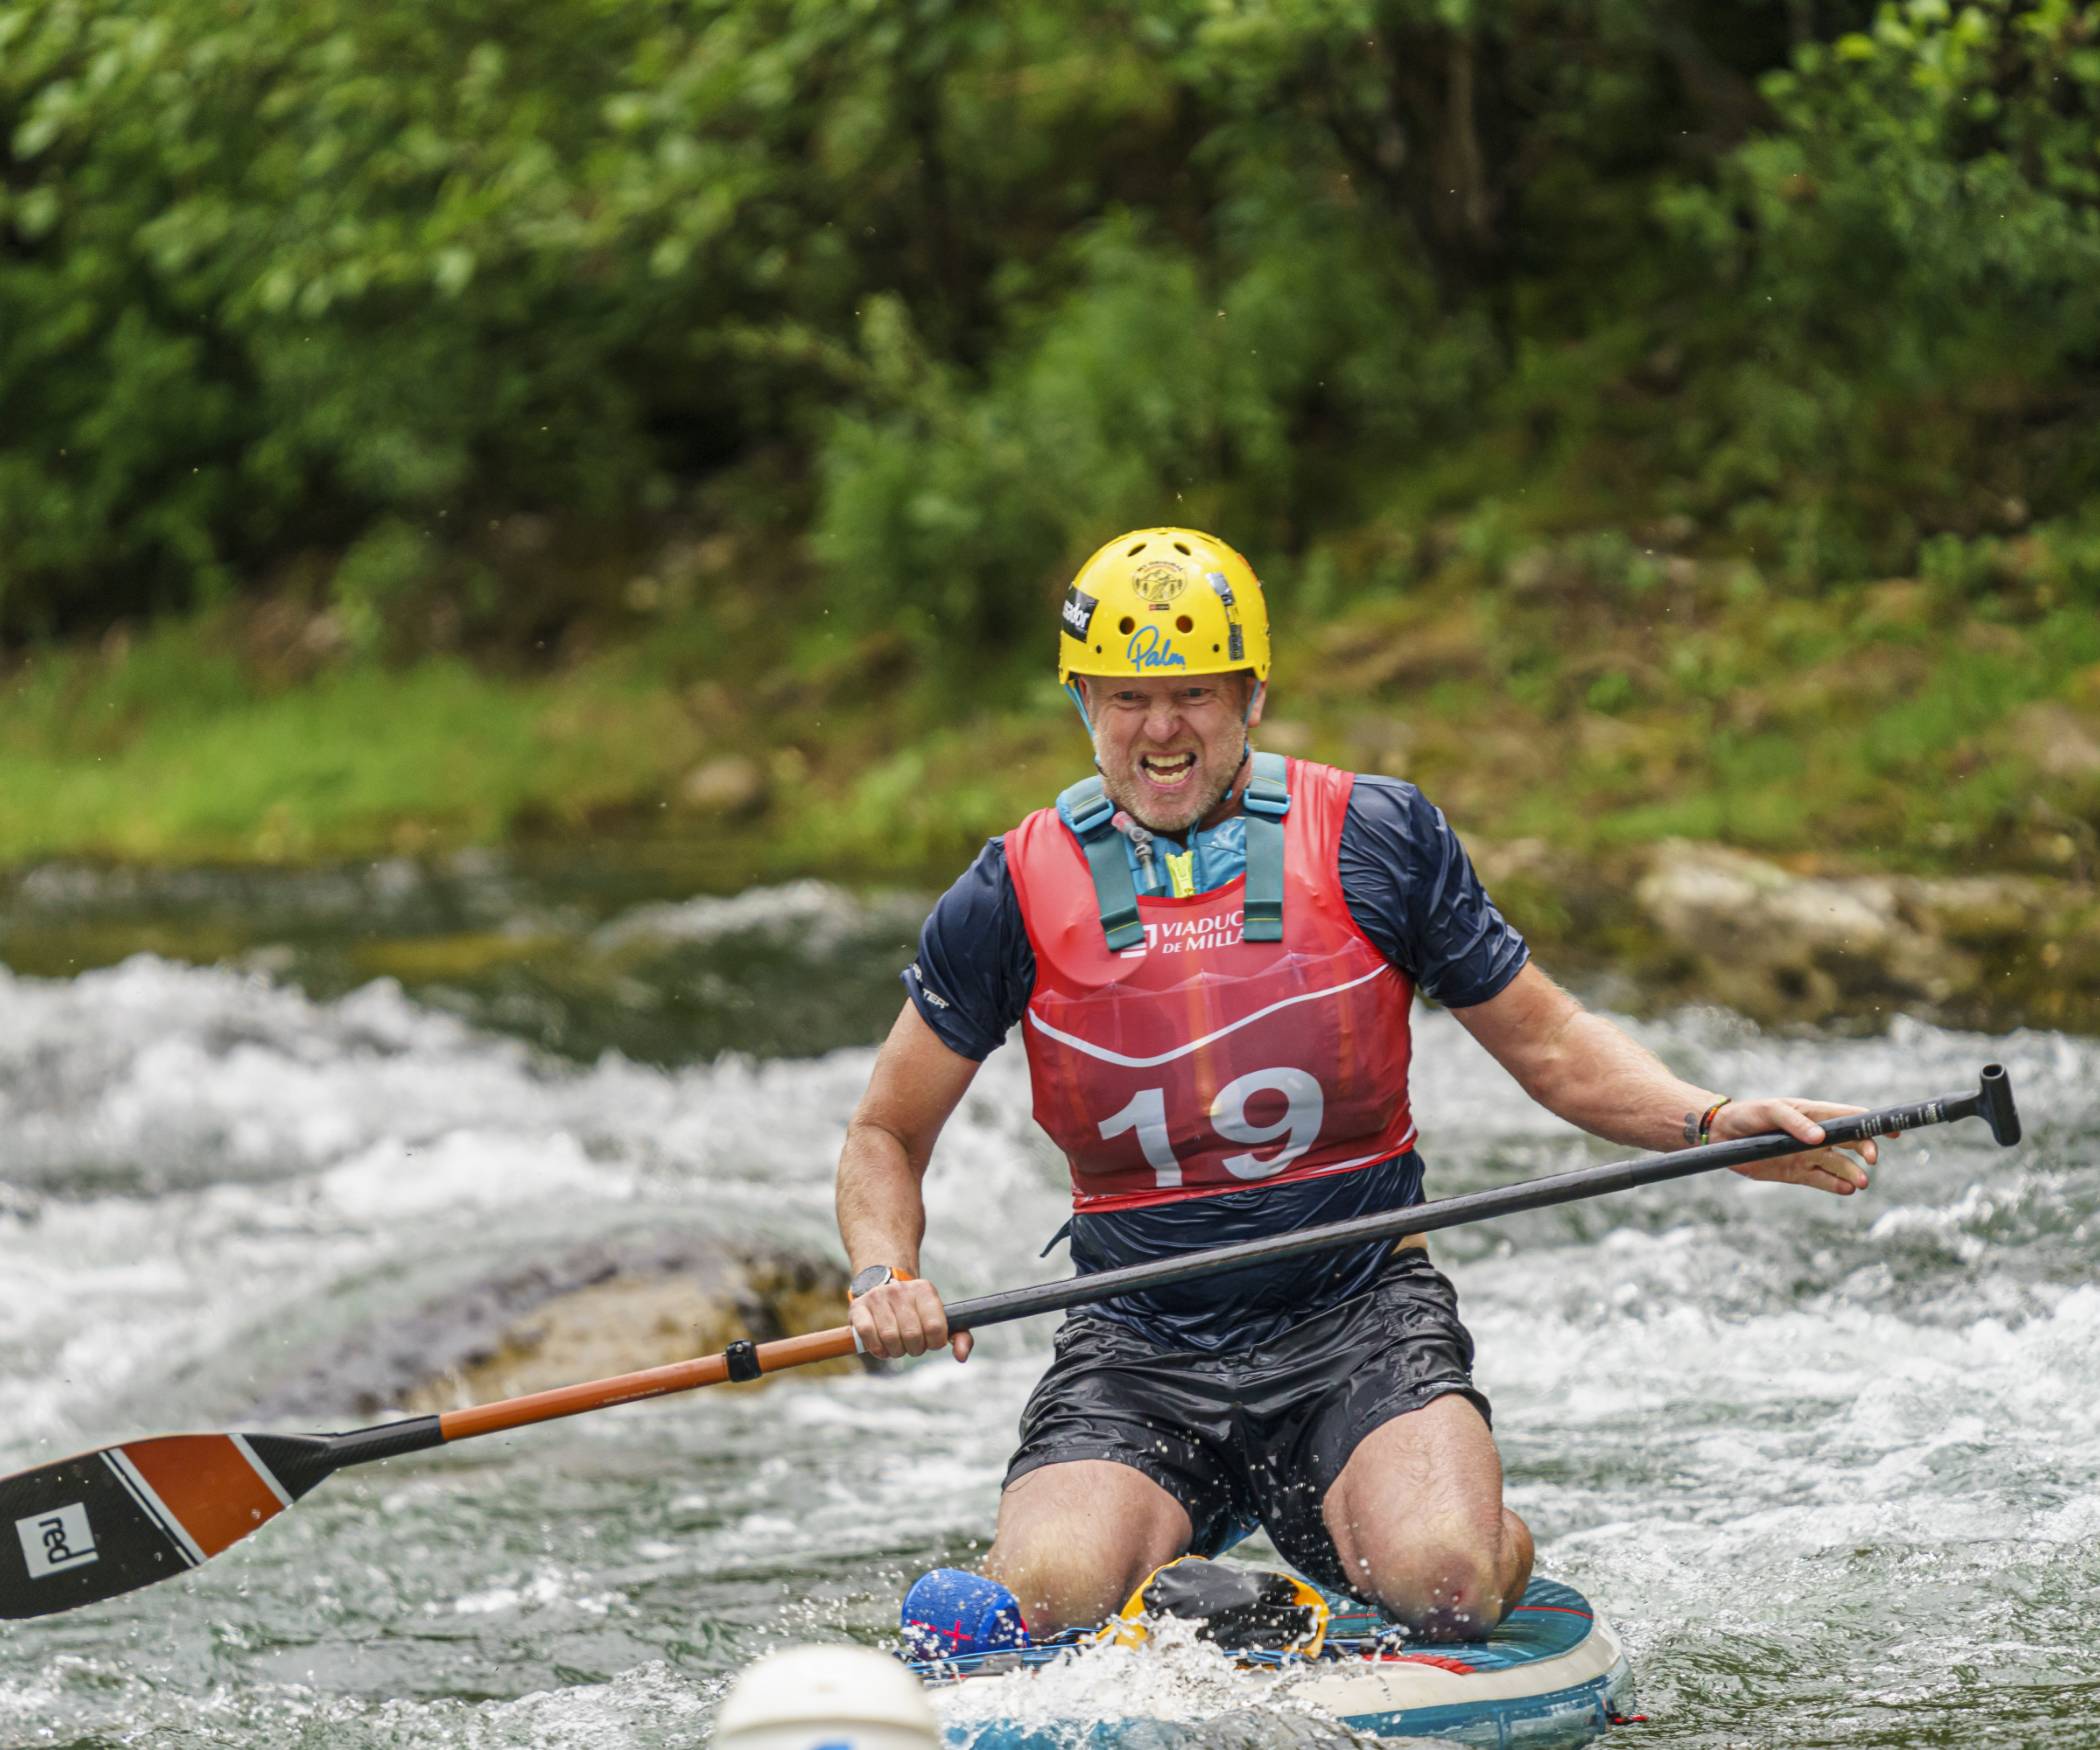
[912,1577,1634,1747]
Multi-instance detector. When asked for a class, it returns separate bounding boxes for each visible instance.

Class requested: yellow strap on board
[1096,1555,1329,1658]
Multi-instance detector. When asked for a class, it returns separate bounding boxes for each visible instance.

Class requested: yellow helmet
[1058,527,1271,686]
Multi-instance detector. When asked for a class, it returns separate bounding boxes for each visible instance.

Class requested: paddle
[2,1064,2018,1621]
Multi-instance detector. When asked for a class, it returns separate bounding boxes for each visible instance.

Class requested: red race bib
[1007,759,1417,1213]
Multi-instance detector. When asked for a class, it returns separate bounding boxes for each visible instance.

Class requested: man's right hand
[850,1275,973,1363]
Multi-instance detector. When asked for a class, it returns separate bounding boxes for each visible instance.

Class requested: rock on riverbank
[1478,838,2100,1033]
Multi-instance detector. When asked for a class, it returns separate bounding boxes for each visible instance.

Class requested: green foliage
[806,0,1723,631]
[3,0,657,630]
[5,545,2096,879]
[812,202,1473,644]
[0,0,1116,636]
[1916,509,2100,608]
[3,0,2098,652]
[1659,0,2100,581]
[332,519,439,653]
[0,610,703,861]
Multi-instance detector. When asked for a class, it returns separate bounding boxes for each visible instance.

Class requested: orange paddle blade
[2,1431,330,1620]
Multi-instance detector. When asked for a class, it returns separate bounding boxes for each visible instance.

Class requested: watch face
[850,1265,894,1299]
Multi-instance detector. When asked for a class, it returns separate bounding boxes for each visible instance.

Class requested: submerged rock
[256,1236,854,1421]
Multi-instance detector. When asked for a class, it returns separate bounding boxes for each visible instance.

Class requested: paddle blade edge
[0,1432,332,1620]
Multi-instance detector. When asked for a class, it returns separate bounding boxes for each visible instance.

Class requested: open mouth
[1137,752,1199,788]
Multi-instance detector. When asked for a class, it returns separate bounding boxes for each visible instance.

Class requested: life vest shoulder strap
[1242,750,1290,943]
[1055,774,1143,951]
[1055,752,1293,951]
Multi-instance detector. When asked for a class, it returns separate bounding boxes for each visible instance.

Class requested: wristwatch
[849,1263,915,1301]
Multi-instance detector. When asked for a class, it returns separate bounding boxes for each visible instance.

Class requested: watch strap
[848,1264,917,1302]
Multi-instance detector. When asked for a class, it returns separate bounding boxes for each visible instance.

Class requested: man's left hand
[1712,1098,1884,1195]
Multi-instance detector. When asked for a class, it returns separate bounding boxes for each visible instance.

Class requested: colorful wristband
[1696,1098,1732,1146]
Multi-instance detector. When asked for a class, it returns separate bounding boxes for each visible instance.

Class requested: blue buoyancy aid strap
[1057,774,1145,951]
[1241,751,1290,942]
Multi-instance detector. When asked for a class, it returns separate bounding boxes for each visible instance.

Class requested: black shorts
[1004,1248,1489,1597]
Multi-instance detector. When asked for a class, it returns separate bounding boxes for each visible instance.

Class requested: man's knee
[983,1461,1190,1634]
[1361,1538,1507,1642]
[982,1528,1148,1634]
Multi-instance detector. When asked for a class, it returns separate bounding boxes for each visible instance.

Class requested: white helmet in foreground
[714,1642,940,1750]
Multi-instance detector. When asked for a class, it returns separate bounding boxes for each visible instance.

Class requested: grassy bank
[6,534,2098,890]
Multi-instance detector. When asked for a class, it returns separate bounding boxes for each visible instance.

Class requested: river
[1,860,2094,1746]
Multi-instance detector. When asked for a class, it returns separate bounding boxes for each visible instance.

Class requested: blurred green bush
[1658,0,2100,589]
[2,0,2095,647]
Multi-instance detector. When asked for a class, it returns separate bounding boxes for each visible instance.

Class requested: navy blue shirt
[904,774,1528,1351]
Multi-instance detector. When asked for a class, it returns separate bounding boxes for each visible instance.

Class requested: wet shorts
[1004,1247,1490,1597]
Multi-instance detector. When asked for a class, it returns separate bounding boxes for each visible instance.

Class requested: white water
[2,892,2095,1745]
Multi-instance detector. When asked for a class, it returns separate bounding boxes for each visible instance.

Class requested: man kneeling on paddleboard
[835,527,1883,1647]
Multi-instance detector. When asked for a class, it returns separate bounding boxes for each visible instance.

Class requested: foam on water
[0,951,952,1449]
[589,878,926,952]
[931,1617,1357,1746]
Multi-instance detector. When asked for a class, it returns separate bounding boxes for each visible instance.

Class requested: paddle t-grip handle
[1978,1063,2021,1146]
[1808,1063,2019,1151]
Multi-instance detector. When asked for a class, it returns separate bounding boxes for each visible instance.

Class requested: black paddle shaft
[945,1065,2020,1334]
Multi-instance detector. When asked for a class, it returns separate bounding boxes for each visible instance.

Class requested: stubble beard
[1098,742,1248,838]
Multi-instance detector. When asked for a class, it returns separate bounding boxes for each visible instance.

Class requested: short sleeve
[1337,776,1528,1007]
[903,837,1037,1058]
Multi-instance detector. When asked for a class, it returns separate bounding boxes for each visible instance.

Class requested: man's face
[1077,673,1264,836]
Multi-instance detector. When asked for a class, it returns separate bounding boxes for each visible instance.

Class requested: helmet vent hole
[1126,542,1146,557]
[1118,615,1136,635]
[1173,541,1191,555]
[1175,614,1194,633]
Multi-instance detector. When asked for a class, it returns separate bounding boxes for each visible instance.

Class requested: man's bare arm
[1447,963,1718,1149]
[1451,963,1876,1195]
[837,999,984,1359]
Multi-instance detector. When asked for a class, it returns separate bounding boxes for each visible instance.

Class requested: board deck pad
[912,1575,1634,1747]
